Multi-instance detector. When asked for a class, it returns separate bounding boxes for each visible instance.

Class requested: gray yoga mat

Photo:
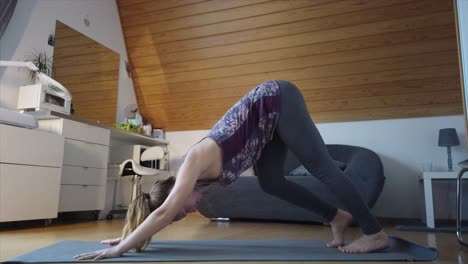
[395,224,468,233]
[5,236,437,263]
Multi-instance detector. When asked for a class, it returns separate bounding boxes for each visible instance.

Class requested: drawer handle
[81,185,88,188]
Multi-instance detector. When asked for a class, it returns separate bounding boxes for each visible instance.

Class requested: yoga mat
[395,224,468,233]
[4,236,437,263]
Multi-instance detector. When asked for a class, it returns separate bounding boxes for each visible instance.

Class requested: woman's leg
[255,133,336,222]
[274,80,388,253]
[274,80,381,234]
[255,132,352,247]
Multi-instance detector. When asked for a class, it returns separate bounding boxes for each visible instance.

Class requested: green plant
[23,50,53,80]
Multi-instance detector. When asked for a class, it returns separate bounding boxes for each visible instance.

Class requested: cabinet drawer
[0,124,64,167]
[63,139,109,168]
[0,164,61,222]
[59,185,106,212]
[62,119,110,145]
[38,119,110,145]
[62,166,107,185]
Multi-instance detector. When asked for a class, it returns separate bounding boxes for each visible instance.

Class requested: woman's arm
[101,238,121,246]
[75,148,210,260]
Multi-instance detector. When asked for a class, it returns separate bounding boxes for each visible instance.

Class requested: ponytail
[121,192,152,252]
[121,176,176,252]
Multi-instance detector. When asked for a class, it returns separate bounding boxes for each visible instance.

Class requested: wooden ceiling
[117,0,461,131]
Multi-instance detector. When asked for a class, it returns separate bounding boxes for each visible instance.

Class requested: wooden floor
[0,213,467,263]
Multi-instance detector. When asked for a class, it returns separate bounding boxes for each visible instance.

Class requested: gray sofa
[197,144,385,223]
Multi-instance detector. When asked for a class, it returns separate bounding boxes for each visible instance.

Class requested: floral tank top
[204,80,281,186]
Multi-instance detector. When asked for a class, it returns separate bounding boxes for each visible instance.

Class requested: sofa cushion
[289,160,347,176]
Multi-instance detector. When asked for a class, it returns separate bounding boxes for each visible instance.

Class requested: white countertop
[33,110,169,146]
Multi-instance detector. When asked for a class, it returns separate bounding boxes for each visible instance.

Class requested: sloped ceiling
[118,0,461,131]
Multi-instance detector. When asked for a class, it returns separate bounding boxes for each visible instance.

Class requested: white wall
[166,115,468,220]
[458,0,468,141]
[0,0,136,123]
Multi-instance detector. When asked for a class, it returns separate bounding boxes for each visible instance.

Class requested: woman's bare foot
[326,209,353,248]
[339,230,390,253]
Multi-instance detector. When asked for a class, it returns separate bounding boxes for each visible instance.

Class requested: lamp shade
[438,128,460,147]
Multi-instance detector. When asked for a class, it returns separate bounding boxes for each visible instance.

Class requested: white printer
[0,61,72,115]
[17,72,72,115]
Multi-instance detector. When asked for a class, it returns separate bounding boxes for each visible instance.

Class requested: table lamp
[438,128,460,171]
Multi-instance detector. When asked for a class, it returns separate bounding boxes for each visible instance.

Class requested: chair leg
[457,168,468,246]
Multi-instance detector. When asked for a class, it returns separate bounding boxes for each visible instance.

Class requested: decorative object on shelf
[123,103,142,126]
[119,103,145,134]
[152,128,165,139]
[143,123,152,136]
[128,112,142,127]
[114,123,140,133]
[438,128,460,171]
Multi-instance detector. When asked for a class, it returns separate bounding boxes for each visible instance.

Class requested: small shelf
[420,171,458,180]
[109,127,169,146]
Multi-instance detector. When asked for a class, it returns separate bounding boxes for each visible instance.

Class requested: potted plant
[23,49,53,80]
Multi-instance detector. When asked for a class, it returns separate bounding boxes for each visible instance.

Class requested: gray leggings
[254,80,381,235]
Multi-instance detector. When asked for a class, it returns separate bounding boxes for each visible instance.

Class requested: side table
[420,171,458,229]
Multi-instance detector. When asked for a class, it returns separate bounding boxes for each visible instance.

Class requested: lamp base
[447,146,453,172]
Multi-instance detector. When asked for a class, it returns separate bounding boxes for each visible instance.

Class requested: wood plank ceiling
[117,0,462,131]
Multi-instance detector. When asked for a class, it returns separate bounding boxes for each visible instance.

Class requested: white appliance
[0,61,72,115]
[17,73,72,114]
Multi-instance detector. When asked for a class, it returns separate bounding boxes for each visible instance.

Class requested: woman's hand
[74,246,122,261]
[101,237,121,246]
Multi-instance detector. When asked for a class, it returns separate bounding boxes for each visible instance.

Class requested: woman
[75,80,389,261]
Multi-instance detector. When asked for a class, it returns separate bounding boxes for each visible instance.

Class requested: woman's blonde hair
[121,176,175,252]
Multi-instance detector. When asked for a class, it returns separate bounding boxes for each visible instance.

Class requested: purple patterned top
[204,80,281,186]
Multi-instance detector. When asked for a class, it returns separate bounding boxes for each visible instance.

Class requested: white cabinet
[38,118,110,213]
[63,139,109,168]
[0,124,64,222]
[0,123,63,167]
[61,166,106,186]
[0,165,61,222]
[58,185,106,212]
